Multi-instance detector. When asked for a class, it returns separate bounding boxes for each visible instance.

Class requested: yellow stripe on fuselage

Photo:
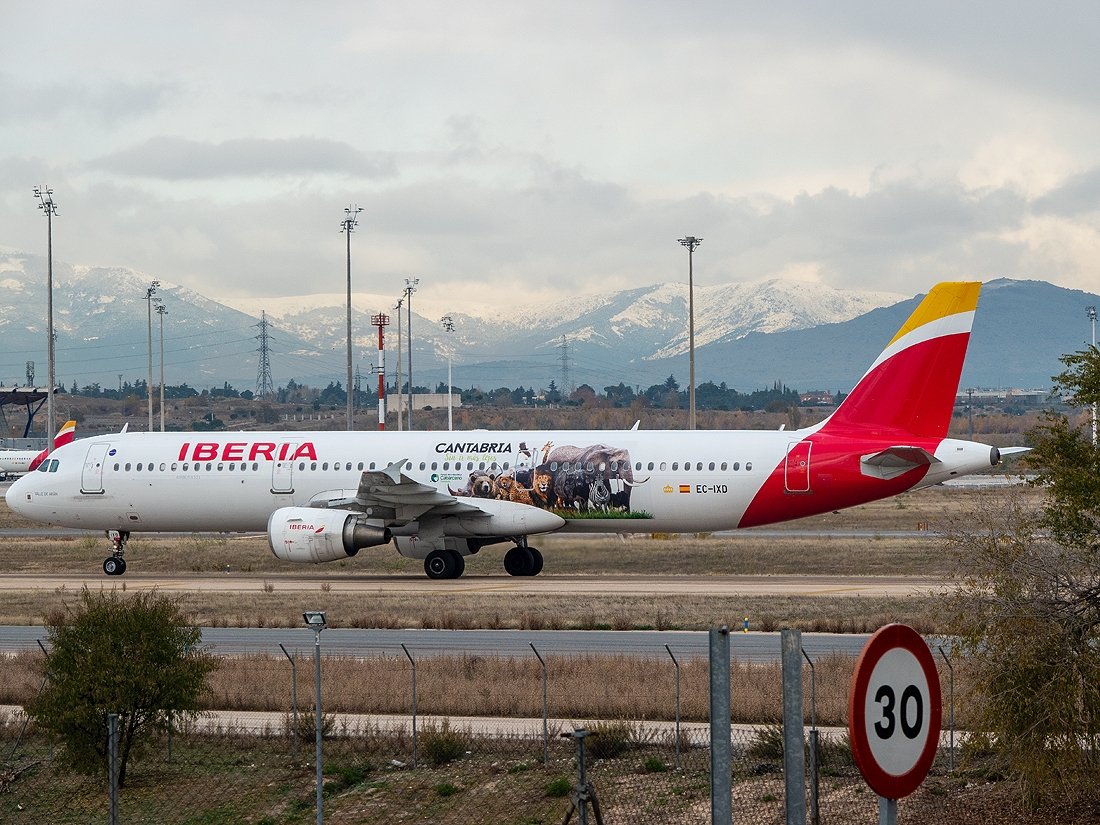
[887,282,981,348]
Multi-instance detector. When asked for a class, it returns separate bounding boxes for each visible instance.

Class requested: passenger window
[733,462,740,471]
[431,462,438,470]
[125,463,132,471]
[182,463,189,471]
[672,462,679,471]
[708,462,715,471]
[635,462,641,471]
[478,462,485,470]
[586,462,594,472]
[136,463,143,471]
[697,462,703,471]
[160,463,166,471]
[551,462,558,471]
[228,463,235,471]
[721,462,728,471]
[311,462,318,471]
[369,462,376,470]
[746,462,753,471]
[113,463,120,471]
[322,462,329,471]
[358,462,364,471]
[217,463,224,471]
[503,462,509,470]
[206,463,213,471]
[419,462,426,471]
[660,462,667,471]
[647,462,654,471]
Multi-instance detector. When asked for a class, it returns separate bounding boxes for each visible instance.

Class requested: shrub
[420,720,469,766]
[546,777,572,797]
[585,720,636,759]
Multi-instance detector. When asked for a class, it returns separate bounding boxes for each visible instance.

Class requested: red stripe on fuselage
[738,432,939,528]
[738,334,967,528]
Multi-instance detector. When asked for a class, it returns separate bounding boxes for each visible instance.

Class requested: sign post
[848,624,941,823]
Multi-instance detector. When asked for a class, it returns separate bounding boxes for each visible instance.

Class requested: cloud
[92,137,397,180]
[0,72,172,126]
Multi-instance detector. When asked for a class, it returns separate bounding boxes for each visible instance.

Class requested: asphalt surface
[0,625,874,662]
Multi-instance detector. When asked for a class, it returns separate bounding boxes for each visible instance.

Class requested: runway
[0,572,940,597]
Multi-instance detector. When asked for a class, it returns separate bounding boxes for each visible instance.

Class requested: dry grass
[3,648,960,727]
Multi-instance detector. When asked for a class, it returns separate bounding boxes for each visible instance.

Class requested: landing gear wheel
[448,550,465,578]
[424,549,457,580]
[528,547,544,576]
[504,546,535,577]
[103,530,130,576]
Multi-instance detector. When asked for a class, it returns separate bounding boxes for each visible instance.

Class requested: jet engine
[268,507,391,564]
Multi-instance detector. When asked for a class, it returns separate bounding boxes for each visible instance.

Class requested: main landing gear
[103,530,129,576]
[424,549,465,580]
[504,540,543,577]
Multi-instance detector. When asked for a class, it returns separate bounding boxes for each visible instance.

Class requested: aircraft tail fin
[822,282,980,439]
[28,420,78,472]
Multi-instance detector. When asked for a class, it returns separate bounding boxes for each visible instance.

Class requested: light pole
[341,206,362,432]
[303,610,327,825]
[394,297,404,431]
[441,315,455,431]
[157,302,167,432]
[33,186,57,450]
[143,280,160,432]
[405,278,419,429]
[677,236,703,430]
[1089,305,1097,446]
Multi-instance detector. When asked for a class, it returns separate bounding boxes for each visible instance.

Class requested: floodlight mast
[156,302,167,432]
[442,315,455,431]
[143,280,160,433]
[33,187,57,450]
[341,206,363,432]
[677,236,703,430]
[405,278,419,430]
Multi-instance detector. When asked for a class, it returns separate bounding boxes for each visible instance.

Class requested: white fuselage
[7,427,997,536]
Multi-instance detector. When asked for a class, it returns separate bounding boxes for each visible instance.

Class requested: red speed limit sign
[849,624,942,799]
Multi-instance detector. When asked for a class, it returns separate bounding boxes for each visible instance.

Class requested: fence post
[665,644,682,771]
[108,712,119,825]
[802,648,819,825]
[530,643,549,766]
[709,626,732,825]
[781,628,806,825]
[279,643,300,762]
[938,645,955,772]
[401,644,417,768]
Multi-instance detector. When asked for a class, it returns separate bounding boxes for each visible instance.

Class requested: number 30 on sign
[848,624,942,800]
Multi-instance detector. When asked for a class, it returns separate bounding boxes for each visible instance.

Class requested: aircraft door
[81,442,112,494]
[784,440,812,493]
[271,443,297,494]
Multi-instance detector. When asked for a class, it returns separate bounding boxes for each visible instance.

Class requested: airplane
[0,420,77,480]
[7,282,1017,579]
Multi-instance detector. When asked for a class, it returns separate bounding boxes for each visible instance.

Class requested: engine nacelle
[268,507,391,564]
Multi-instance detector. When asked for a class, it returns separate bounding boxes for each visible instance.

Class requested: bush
[585,721,636,759]
[420,719,469,766]
[546,777,572,797]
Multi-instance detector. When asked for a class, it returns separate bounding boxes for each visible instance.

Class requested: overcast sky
[4,1,1100,317]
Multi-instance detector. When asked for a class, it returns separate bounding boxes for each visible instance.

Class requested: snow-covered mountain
[5,249,1090,394]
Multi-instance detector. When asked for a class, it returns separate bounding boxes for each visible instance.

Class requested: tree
[26,589,217,787]
[948,346,1100,807]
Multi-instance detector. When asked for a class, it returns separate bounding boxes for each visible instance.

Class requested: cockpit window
[48,459,59,472]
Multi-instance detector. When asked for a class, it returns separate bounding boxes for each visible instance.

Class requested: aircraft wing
[860,446,940,480]
[310,459,484,524]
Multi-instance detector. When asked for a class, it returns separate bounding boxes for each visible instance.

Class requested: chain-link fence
[0,639,1071,824]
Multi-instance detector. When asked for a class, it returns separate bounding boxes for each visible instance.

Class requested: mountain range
[1,249,1095,395]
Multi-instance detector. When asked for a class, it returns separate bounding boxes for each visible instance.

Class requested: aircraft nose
[6,474,30,515]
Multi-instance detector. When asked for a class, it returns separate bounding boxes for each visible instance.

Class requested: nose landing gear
[103,530,129,576]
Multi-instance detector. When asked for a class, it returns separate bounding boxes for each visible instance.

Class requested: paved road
[0,625,873,661]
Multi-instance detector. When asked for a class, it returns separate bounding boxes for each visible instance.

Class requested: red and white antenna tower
[371,313,390,430]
